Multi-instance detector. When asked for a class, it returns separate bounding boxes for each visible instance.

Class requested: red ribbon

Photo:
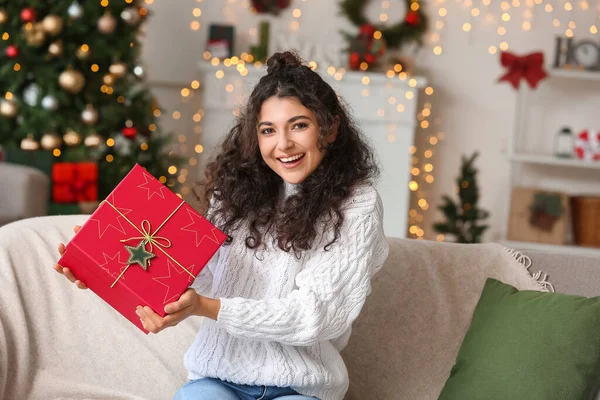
[498,51,548,90]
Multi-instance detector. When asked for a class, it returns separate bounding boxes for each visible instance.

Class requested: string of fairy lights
[428,0,599,57]
[166,0,439,238]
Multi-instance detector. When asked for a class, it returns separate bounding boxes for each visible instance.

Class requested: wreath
[251,0,291,15]
[339,0,428,50]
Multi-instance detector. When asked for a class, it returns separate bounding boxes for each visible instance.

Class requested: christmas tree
[433,152,490,243]
[0,1,183,199]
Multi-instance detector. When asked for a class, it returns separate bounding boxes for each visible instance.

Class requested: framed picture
[508,187,570,245]
[207,24,235,59]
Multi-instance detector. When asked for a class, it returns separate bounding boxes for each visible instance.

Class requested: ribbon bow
[120,219,172,253]
[103,200,195,288]
[498,51,548,90]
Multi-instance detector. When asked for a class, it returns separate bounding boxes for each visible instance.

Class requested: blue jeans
[174,377,319,400]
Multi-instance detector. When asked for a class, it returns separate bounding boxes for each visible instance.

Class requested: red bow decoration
[498,51,548,90]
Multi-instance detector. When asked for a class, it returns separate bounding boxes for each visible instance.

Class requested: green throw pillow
[438,278,600,400]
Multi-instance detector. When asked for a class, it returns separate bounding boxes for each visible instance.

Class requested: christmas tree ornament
[6,45,19,58]
[41,95,59,110]
[114,133,133,155]
[0,9,8,24]
[23,83,41,106]
[120,7,140,25]
[98,11,117,34]
[48,40,63,57]
[63,129,81,146]
[81,105,99,125]
[20,135,40,151]
[405,11,420,26]
[41,15,63,36]
[109,62,127,78]
[68,2,84,19]
[0,99,18,118]
[122,127,137,139]
[84,132,102,148]
[76,45,90,60]
[23,23,45,47]
[20,8,36,23]
[124,241,155,270]
[133,65,145,79]
[40,132,62,150]
[59,68,85,94]
[103,74,115,85]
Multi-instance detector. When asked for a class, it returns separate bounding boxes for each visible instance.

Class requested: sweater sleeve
[215,188,389,346]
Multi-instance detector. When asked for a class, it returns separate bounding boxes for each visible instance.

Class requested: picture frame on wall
[207,24,235,59]
[508,187,570,245]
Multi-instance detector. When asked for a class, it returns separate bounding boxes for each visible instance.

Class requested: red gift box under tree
[58,164,227,333]
[52,162,98,203]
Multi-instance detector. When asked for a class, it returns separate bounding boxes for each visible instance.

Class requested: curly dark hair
[196,50,379,253]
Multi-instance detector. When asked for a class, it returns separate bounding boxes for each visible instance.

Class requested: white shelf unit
[503,68,600,257]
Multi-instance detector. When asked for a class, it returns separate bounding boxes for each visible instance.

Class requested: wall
[141,0,600,242]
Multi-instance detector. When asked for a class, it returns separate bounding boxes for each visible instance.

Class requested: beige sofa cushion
[342,239,549,400]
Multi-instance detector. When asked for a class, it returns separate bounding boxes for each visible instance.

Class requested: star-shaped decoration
[153,259,197,304]
[138,171,167,200]
[124,241,156,271]
[181,209,222,248]
[98,251,128,279]
[89,194,133,239]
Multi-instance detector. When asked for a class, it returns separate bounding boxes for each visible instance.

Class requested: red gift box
[57,164,227,333]
[53,162,98,203]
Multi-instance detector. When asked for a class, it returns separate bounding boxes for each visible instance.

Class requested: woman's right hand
[53,225,88,290]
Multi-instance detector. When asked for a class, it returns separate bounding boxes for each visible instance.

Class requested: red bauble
[365,53,376,64]
[122,127,137,139]
[20,8,36,22]
[405,11,420,26]
[5,45,18,58]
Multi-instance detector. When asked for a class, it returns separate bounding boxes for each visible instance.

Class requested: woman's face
[256,96,336,184]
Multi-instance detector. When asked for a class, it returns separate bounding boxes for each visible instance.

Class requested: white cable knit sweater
[183,183,389,400]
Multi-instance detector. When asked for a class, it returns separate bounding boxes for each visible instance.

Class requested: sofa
[0,162,50,227]
[1,214,599,400]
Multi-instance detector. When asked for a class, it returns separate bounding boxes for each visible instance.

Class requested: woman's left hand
[136,289,221,334]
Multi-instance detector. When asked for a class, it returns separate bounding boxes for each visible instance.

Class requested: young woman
[55,51,389,400]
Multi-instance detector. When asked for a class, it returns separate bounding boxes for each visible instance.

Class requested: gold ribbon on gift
[101,200,195,288]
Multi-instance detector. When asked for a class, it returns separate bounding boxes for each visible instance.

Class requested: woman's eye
[260,128,274,135]
[292,122,308,130]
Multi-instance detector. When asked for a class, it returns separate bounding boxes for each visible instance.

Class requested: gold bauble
[59,68,85,94]
[103,73,115,85]
[0,99,18,118]
[0,9,7,24]
[41,15,63,36]
[84,132,102,148]
[81,105,99,125]
[40,133,62,150]
[63,129,81,146]
[120,7,140,25]
[23,23,45,47]
[97,12,117,34]
[109,62,127,78]
[21,135,40,151]
[76,46,90,60]
[48,40,63,57]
